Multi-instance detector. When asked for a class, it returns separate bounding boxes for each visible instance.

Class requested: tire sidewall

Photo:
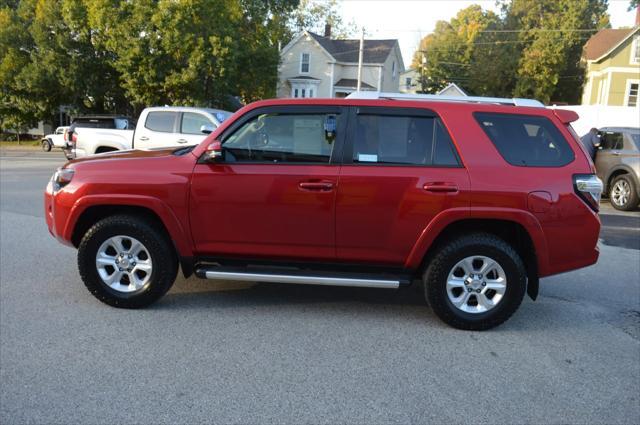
[42,140,52,152]
[78,218,175,307]
[426,237,526,329]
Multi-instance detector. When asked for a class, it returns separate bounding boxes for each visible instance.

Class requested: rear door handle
[139,136,149,141]
[299,181,334,191]
[423,182,458,193]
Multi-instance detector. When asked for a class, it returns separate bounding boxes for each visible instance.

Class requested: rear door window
[599,131,624,150]
[352,113,460,166]
[145,112,178,133]
[181,113,213,135]
[474,112,574,167]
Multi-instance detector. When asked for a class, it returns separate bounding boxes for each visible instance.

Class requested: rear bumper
[538,198,601,277]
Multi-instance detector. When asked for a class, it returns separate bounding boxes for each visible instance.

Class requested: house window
[392,61,396,79]
[631,35,640,64]
[301,53,310,73]
[309,89,314,98]
[405,77,412,87]
[294,89,299,98]
[626,81,639,107]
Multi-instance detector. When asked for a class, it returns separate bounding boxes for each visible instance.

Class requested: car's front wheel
[77,215,178,308]
[41,139,52,152]
[423,233,527,330]
[610,174,639,211]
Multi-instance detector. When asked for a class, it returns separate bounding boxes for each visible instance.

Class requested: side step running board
[194,267,405,289]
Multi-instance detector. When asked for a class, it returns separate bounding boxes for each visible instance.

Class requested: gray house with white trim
[277,29,404,99]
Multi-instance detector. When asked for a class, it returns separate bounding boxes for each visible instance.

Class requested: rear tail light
[71,132,77,145]
[573,174,603,212]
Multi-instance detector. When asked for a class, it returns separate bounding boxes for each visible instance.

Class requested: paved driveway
[1,149,639,424]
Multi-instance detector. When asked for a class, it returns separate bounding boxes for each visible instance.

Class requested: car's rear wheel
[610,174,639,211]
[78,215,178,308]
[41,139,52,152]
[423,233,526,330]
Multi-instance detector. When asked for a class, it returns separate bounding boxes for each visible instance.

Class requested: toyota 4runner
[45,93,602,330]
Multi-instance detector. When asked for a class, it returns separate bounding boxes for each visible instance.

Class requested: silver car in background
[595,127,640,211]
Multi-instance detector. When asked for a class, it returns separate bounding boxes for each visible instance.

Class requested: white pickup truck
[64,106,232,159]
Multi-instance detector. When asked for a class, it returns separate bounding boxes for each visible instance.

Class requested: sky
[337,0,639,69]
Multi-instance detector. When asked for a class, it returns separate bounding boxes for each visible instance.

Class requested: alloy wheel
[446,255,507,314]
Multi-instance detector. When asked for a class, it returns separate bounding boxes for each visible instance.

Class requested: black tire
[609,174,639,211]
[77,215,178,308]
[423,233,526,331]
[41,139,52,152]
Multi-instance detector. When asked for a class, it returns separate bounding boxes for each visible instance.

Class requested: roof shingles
[307,32,397,64]
[583,27,638,61]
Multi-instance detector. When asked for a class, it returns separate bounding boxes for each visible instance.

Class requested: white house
[277,28,404,98]
[437,83,467,97]
[399,68,420,93]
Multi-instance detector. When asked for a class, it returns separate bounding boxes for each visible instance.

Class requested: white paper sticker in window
[358,154,378,162]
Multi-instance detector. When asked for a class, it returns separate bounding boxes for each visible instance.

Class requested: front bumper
[44,181,74,247]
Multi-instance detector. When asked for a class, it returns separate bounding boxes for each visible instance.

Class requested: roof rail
[345,91,544,107]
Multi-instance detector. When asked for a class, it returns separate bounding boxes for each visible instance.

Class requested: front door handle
[139,136,149,141]
[298,181,334,191]
[423,182,458,193]
[177,139,188,144]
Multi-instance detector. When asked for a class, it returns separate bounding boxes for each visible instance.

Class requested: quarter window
[301,53,310,73]
[475,112,574,167]
[223,113,339,163]
[352,114,459,166]
[181,112,213,135]
[145,112,178,133]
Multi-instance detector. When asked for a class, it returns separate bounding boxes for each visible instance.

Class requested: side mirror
[200,124,214,135]
[204,140,223,162]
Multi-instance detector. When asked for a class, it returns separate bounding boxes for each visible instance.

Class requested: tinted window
[352,115,459,166]
[475,113,574,167]
[72,118,116,129]
[599,132,624,150]
[145,112,177,133]
[223,113,339,163]
[181,113,213,135]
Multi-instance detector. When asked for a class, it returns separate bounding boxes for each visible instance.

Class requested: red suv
[44,93,602,330]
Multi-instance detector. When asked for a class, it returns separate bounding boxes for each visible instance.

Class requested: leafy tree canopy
[412,0,610,104]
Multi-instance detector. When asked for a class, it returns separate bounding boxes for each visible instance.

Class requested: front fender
[404,207,549,276]
[63,194,194,258]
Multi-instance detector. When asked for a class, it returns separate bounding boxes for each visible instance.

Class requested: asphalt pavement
[1,148,639,424]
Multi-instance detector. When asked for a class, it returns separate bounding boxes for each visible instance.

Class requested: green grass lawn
[0,140,41,147]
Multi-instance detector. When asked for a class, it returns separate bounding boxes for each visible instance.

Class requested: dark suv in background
[595,127,640,211]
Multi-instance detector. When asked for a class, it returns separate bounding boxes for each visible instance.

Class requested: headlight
[52,167,75,190]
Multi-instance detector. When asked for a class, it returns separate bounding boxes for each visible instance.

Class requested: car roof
[72,115,131,120]
[144,106,231,114]
[237,97,554,117]
[599,127,640,133]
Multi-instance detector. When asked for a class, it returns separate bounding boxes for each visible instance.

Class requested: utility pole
[357,27,364,91]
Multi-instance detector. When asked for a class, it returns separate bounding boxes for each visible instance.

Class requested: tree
[289,0,356,39]
[505,0,609,104]
[411,6,506,95]
[411,1,609,104]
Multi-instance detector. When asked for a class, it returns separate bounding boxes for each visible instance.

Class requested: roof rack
[345,91,544,107]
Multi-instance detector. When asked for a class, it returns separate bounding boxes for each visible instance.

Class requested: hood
[67,148,182,166]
